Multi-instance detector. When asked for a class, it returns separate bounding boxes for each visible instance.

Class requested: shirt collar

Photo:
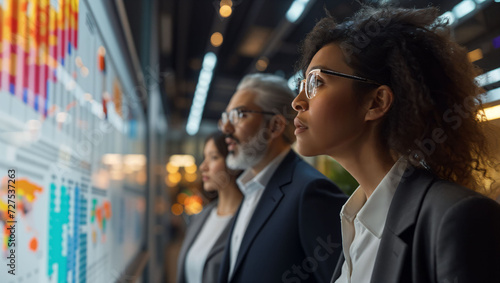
[237,148,290,197]
[340,158,408,238]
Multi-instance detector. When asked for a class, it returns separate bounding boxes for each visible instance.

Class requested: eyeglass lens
[219,109,239,128]
[306,71,318,99]
[297,70,319,99]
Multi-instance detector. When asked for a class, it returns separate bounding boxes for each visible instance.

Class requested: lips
[294,117,308,135]
[225,137,238,152]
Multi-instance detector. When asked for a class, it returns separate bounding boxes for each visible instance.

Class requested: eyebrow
[307,65,329,73]
[228,106,247,112]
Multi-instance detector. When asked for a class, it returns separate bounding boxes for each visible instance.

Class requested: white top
[228,149,290,279]
[185,208,233,283]
[335,158,407,283]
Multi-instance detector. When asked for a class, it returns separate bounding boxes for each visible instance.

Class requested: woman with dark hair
[177,132,242,283]
[291,5,500,283]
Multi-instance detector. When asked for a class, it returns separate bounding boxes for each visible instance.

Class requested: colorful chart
[0,0,79,116]
[90,198,111,244]
[0,177,43,252]
[0,0,147,282]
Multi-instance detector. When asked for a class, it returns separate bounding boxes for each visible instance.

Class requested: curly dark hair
[297,6,498,197]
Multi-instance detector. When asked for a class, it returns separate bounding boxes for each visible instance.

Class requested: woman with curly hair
[292,5,500,283]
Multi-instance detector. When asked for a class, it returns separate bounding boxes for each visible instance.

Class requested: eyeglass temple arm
[320,69,381,85]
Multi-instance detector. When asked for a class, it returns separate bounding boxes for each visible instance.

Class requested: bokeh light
[210,32,223,47]
[171,203,184,216]
[219,5,232,18]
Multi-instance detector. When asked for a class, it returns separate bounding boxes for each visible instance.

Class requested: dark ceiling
[123,0,500,134]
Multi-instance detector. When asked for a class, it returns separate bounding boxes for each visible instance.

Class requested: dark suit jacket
[177,201,235,283]
[219,150,347,283]
[331,166,500,283]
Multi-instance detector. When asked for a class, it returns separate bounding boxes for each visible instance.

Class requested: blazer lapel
[230,151,297,277]
[177,201,217,281]
[330,253,345,283]
[370,167,435,283]
[205,215,235,262]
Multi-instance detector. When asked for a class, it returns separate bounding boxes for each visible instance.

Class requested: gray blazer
[331,166,500,283]
[177,201,234,283]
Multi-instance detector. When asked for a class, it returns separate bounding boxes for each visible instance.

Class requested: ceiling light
[453,0,476,19]
[256,57,269,71]
[467,48,483,62]
[202,53,217,69]
[481,104,500,121]
[286,0,309,23]
[484,87,500,104]
[186,52,217,135]
[476,68,500,87]
[220,5,232,18]
[211,32,223,47]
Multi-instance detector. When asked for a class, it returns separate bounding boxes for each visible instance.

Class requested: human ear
[365,85,393,121]
[269,115,286,138]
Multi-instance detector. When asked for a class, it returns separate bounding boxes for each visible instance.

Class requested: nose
[292,90,308,112]
[220,120,235,135]
[200,159,208,171]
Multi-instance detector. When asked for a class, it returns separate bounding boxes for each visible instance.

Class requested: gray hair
[236,73,296,144]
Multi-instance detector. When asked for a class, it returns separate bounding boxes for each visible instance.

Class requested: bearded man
[217,73,347,283]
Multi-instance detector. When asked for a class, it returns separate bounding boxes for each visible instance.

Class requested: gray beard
[226,125,270,170]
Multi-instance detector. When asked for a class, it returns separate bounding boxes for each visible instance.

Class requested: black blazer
[331,166,500,283]
[177,201,235,283]
[219,150,348,283]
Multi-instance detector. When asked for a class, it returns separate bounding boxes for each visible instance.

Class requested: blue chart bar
[66,185,80,283]
[79,183,88,283]
[48,183,70,283]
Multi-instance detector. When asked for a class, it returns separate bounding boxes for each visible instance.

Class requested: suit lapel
[370,167,435,282]
[230,151,297,277]
[219,203,242,283]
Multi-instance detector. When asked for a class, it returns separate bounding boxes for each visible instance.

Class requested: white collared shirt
[228,148,290,279]
[335,158,407,283]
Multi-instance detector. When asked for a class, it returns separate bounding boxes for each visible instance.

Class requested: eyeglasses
[218,108,275,130]
[299,68,381,99]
